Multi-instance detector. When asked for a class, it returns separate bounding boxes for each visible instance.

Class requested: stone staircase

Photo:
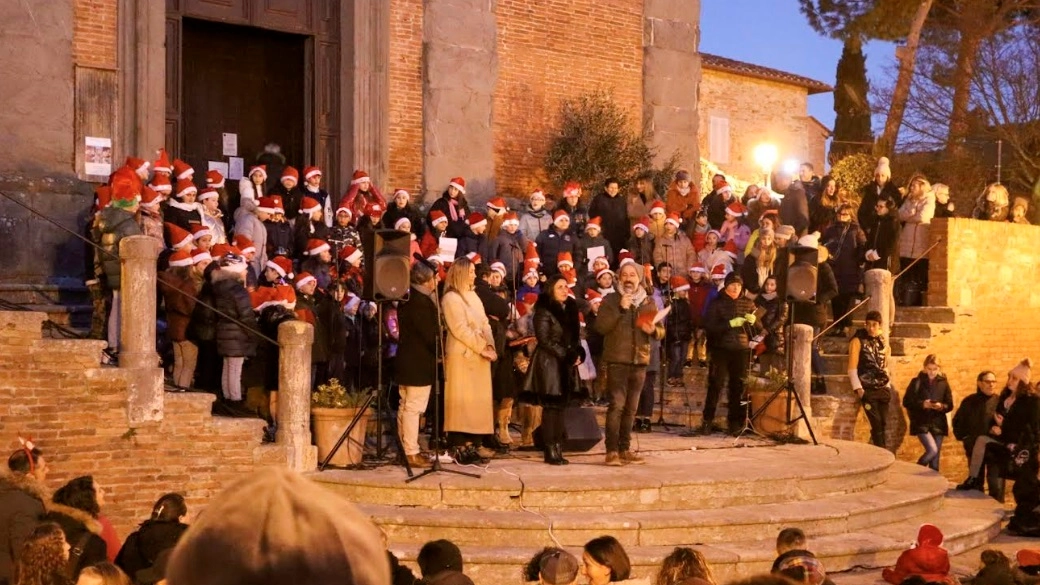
[0,283,93,336]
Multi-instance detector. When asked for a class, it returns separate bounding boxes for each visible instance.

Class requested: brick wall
[74,0,118,69]
[699,69,811,184]
[388,0,424,196]
[0,312,284,538]
[492,0,644,199]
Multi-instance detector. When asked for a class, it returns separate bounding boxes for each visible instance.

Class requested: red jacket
[882,524,954,585]
[341,183,386,220]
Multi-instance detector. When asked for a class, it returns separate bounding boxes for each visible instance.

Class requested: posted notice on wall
[84,136,112,177]
[222,133,238,157]
[208,160,229,180]
[227,157,244,180]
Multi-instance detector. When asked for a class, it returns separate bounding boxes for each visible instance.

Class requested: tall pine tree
[830,38,874,165]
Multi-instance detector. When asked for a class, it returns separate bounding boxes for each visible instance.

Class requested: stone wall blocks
[644,46,698,76]
[644,0,700,23]
[425,44,497,94]
[646,18,698,52]
[425,3,496,49]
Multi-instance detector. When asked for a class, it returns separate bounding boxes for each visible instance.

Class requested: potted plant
[311,379,370,466]
[744,367,792,436]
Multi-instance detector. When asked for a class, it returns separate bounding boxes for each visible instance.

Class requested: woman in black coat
[43,477,107,578]
[902,354,954,471]
[521,275,583,465]
[115,493,189,579]
[822,204,866,336]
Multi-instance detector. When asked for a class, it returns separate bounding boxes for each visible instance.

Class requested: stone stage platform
[310,433,1003,585]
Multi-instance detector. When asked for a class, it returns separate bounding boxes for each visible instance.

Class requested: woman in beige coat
[897,175,935,305]
[441,256,499,462]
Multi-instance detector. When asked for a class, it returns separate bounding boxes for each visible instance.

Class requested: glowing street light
[753,143,778,189]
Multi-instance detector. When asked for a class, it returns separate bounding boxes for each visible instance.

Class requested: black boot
[550,443,569,465]
[956,475,983,491]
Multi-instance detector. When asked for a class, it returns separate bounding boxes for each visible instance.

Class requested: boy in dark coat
[664,276,694,386]
[574,218,613,282]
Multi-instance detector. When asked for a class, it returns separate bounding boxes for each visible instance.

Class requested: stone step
[0,283,90,305]
[314,439,893,513]
[895,306,956,324]
[820,353,847,375]
[384,491,1002,585]
[362,462,947,548]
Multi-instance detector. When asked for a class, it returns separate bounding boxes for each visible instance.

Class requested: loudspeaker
[362,229,411,301]
[534,406,602,452]
[786,245,819,302]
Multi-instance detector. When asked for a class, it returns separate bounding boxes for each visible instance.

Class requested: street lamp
[753,143,778,189]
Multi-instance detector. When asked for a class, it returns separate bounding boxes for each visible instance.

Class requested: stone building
[698,53,831,185]
[0,0,701,285]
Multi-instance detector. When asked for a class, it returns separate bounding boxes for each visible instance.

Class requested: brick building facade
[0,0,700,285]
[698,53,831,185]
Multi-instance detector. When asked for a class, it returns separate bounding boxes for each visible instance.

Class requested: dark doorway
[180,18,308,189]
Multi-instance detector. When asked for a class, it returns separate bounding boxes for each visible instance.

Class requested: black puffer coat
[704,289,757,351]
[212,271,258,358]
[522,295,582,405]
[902,372,954,435]
[115,519,189,578]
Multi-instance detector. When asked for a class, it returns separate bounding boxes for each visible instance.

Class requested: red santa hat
[268,195,285,213]
[281,166,299,185]
[523,260,539,279]
[165,223,193,250]
[305,239,331,256]
[665,212,682,228]
[449,177,466,194]
[489,262,507,277]
[522,292,538,305]
[303,166,322,180]
[351,169,370,185]
[364,201,383,217]
[150,175,172,195]
[557,251,574,268]
[190,224,211,241]
[339,245,363,265]
[300,196,321,215]
[429,209,448,226]
[524,242,539,263]
[94,185,112,210]
[553,209,570,225]
[167,249,193,268]
[205,169,225,189]
[710,264,728,279]
[126,156,150,174]
[585,289,603,304]
[725,202,747,217]
[266,256,294,279]
[595,266,613,280]
[649,200,666,216]
[191,248,212,265]
[563,182,581,198]
[689,261,707,274]
[502,211,520,226]
[256,196,279,214]
[467,212,487,229]
[723,239,739,257]
[529,189,546,201]
[562,268,578,288]
[466,252,482,264]
[250,287,279,312]
[175,179,197,200]
[717,181,733,196]
[152,149,172,174]
[172,159,194,180]
[394,217,412,231]
[232,235,256,255]
[632,216,650,233]
[670,275,691,292]
[487,197,506,212]
[295,272,317,290]
[275,285,297,309]
[336,205,353,219]
[140,187,161,208]
[618,249,636,268]
[249,165,268,181]
[210,243,234,259]
[585,217,603,232]
[197,187,218,203]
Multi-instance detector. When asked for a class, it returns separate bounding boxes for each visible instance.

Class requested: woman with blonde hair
[972,182,1009,222]
[902,354,954,471]
[441,256,498,463]
[655,547,716,585]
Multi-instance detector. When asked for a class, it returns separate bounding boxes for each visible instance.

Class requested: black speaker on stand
[362,229,412,302]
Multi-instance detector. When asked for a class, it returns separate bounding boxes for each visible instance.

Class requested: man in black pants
[848,311,892,449]
[703,272,758,435]
[395,262,440,469]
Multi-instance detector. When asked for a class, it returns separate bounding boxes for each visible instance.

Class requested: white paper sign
[227,157,244,180]
[437,236,458,263]
[222,133,238,157]
[208,160,229,179]
[586,245,606,271]
[84,136,112,176]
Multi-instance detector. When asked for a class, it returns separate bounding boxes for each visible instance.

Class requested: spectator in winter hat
[858,156,902,228]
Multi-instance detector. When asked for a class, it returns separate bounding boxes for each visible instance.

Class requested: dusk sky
[700,0,896,134]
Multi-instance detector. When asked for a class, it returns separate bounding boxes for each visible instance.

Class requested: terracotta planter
[749,384,792,435]
[312,406,370,466]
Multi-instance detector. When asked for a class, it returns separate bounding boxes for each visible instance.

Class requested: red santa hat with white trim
[689,261,707,274]
[150,175,172,195]
[295,272,317,290]
[206,169,225,189]
[351,169,370,185]
[339,245,363,265]
[248,165,268,181]
[449,176,466,194]
[725,202,747,217]
[394,217,412,231]
[467,212,487,229]
[165,223,193,250]
[197,187,218,203]
[553,209,570,226]
[266,256,294,279]
[168,249,193,268]
[429,209,448,226]
[486,197,506,213]
[191,248,212,265]
[174,179,197,200]
[250,287,279,312]
[466,252,482,264]
[256,196,279,215]
[190,224,211,241]
[649,200,666,217]
[303,166,322,181]
[524,242,539,264]
[300,196,322,216]
[490,262,507,277]
[232,235,256,255]
[557,251,574,268]
[153,149,172,174]
[586,216,603,233]
[710,263,728,279]
[172,159,194,180]
[585,289,603,305]
[281,167,299,185]
[670,275,690,292]
[140,187,161,208]
[503,211,520,227]
[618,249,636,268]
[665,212,682,228]
[632,216,650,233]
[305,239,331,256]
[125,156,150,175]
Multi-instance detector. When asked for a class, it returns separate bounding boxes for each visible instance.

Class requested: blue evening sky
[699,0,895,133]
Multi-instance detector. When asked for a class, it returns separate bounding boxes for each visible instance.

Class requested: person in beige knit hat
[166,468,389,585]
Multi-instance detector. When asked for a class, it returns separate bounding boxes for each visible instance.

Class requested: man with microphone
[702,272,760,436]
[594,263,665,466]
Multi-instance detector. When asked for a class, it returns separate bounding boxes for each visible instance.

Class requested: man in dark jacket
[396,263,440,469]
[952,371,1005,500]
[777,172,809,237]
[0,447,49,585]
[593,263,665,466]
[588,178,629,264]
[703,272,758,435]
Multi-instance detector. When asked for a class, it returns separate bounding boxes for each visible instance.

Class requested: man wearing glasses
[952,371,1005,500]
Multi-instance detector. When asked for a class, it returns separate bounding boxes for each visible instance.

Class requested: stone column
[119,235,164,423]
[643,0,702,178]
[342,0,390,190]
[864,269,894,338]
[790,324,814,439]
[422,0,497,205]
[118,0,165,161]
[276,320,318,472]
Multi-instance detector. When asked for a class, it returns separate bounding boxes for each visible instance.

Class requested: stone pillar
[342,0,390,190]
[118,0,166,160]
[276,320,318,472]
[643,0,702,178]
[422,0,497,205]
[864,269,894,338]
[790,324,814,439]
[119,235,164,423]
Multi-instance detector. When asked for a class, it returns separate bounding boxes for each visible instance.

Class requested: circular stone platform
[310,435,1002,585]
